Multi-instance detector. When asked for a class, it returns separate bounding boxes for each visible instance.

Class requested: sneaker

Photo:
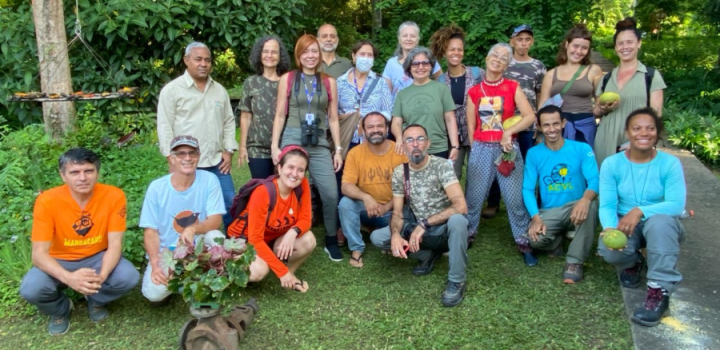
[411,251,441,276]
[550,244,565,258]
[619,259,644,288]
[48,299,73,336]
[631,286,669,327]
[441,281,467,307]
[324,236,342,262]
[522,252,538,267]
[563,263,583,284]
[87,298,109,323]
[481,206,498,219]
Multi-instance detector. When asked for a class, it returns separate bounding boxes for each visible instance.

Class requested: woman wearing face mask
[538,24,604,148]
[430,25,485,179]
[383,21,443,98]
[593,17,666,167]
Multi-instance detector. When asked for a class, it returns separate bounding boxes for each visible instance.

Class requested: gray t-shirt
[392,156,458,220]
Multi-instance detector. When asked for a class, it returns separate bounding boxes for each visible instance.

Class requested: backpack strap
[471,66,481,80]
[262,180,279,214]
[293,185,303,202]
[403,163,411,204]
[361,74,381,104]
[601,72,611,93]
[322,76,332,103]
[645,67,655,107]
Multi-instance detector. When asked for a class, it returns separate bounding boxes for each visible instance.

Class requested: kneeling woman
[598,107,686,327]
[229,146,316,292]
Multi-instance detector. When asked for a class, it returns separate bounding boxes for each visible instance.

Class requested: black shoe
[411,251,441,276]
[619,259,644,288]
[324,236,343,262]
[150,296,172,307]
[631,286,669,327]
[441,281,466,307]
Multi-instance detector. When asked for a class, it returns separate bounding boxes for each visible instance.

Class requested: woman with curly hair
[238,35,291,179]
[430,25,485,179]
[538,24,604,147]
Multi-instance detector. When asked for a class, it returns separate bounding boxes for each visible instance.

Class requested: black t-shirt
[449,75,466,105]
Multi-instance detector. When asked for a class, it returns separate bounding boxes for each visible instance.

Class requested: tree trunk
[32,0,75,139]
[371,0,382,42]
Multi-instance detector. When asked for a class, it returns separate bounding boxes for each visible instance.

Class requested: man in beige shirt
[157,42,238,228]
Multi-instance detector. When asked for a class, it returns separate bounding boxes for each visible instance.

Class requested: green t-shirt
[392,81,456,154]
[238,75,278,159]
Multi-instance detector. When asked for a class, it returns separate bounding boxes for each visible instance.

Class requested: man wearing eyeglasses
[139,135,226,305]
[370,124,469,307]
[157,42,238,229]
[318,23,352,78]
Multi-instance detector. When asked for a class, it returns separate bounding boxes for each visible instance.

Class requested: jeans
[199,163,236,229]
[248,158,274,179]
[562,112,597,148]
[20,251,139,317]
[338,197,392,253]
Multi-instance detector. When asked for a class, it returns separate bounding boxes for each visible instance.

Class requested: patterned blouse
[336,69,393,143]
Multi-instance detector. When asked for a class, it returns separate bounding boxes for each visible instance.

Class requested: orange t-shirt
[342,141,408,203]
[31,184,127,261]
[231,178,311,278]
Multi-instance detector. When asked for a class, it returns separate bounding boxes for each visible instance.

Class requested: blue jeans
[562,112,597,148]
[199,163,236,229]
[338,197,392,253]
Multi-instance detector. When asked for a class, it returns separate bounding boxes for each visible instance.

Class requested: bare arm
[327,78,341,147]
[342,182,373,202]
[192,214,222,234]
[537,69,554,109]
[444,110,459,147]
[391,116,403,141]
[271,74,290,163]
[466,97,477,143]
[390,196,405,238]
[650,89,664,117]
[98,231,124,283]
[239,111,252,163]
[32,241,71,284]
[426,183,467,226]
[505,86,535,134]
[143,228,162,270]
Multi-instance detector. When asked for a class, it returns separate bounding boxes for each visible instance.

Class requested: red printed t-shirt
[241,178,311,278]
[468,79,519,143]
[31,184,127,261]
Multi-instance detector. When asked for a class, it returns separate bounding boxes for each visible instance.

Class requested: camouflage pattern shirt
[504,57,547,112]
[238,75,278,159]
[392,156,459,220]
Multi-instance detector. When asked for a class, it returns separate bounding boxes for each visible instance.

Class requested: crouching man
[20,148,139,335]
[140,136,226,304]
[370,124,469,307]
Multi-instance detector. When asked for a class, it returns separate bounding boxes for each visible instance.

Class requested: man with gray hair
[157,42,238,229]
[317,23,352,78]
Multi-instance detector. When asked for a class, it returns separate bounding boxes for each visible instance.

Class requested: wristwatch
[419,219,431,230]
[451,146,460,149]
[291,226,301,235]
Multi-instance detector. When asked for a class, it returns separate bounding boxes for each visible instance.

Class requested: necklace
[450,67,466,83]
[480,78,504,105]
[627,149,656,206]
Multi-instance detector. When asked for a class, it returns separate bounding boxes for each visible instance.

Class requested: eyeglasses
[404,136,428,145]
[410,61,431,67]
[172,150,199,158]
[488,51,509,63]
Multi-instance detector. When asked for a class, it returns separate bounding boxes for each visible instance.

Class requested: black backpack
[601,67,656,107]
[227,176,303,239]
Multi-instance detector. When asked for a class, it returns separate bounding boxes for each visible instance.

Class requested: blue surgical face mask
[355,56,374,73]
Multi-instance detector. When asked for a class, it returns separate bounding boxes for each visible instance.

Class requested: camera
[300,119,320,146]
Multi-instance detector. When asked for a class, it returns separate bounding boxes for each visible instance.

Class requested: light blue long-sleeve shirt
[523,140,600,217]
[599,151,686,229]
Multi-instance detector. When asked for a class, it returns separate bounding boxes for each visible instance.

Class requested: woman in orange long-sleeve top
[237,146,315,292]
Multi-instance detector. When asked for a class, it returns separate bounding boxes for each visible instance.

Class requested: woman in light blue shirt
[382,21,442,99]
[598,107,686,327]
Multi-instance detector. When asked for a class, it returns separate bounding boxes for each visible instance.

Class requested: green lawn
[0,161,633,349]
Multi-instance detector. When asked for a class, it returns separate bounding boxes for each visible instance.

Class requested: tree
[32,0,76,139]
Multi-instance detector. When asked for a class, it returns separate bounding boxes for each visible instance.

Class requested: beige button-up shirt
[157,71,238,168]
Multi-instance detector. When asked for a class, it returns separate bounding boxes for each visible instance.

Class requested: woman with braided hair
[430,25,485,179]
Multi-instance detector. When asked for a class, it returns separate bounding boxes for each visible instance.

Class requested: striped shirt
[337,69,392,143]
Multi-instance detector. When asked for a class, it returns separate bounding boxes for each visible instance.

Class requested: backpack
[284,70,332,116]
[227,176,303,239]
[601,67,656,107]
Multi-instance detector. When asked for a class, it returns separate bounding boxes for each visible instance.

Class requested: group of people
[20,17,686,336]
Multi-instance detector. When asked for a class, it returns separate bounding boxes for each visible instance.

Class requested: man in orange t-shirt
[339,111,407,268]
[19,148,139,336]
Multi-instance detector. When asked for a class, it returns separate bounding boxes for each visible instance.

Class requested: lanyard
[301,73,316,113]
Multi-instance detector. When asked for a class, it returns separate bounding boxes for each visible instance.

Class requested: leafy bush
[0,235,35,318]
[665,107,720,164]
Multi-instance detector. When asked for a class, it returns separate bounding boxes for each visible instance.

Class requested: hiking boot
[522,252,538,267]
[619,259,644,288]
[550,244,565,258]
[48,299,73,336]
[441,281,467,307]
[631,285,669,327]
[563,263,583,284]
[87,298,109,323]
[412,251,441,276]
[481,206,498,219]
[324,236,343,262]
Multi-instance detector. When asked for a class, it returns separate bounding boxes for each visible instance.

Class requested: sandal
[293,279,308,293]
[349,252,364,268]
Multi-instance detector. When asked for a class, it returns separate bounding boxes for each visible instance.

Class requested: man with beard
[338,112,407,268]
[370,124,469,307]
[317,23,352,78]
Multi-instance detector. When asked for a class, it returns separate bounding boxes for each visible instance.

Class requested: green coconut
[602,229,627,249]
[599,92,620,104]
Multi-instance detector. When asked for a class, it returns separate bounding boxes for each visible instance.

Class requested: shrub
[665,107,720,164]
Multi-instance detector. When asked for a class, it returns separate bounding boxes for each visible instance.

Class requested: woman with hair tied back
[592,17,666,167]
[538,24,604,147]
[430,25,485,179]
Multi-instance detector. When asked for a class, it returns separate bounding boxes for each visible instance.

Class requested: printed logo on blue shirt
[544,164,574,192]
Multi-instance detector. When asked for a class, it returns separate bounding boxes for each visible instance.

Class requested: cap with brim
[362,110,391,121]
[512,24,533,38]
[170,135,200,151]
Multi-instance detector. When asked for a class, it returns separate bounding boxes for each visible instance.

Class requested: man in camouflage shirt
[370,124,469,307]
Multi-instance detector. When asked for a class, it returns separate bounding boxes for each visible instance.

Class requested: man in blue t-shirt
[139,135,226,304]
[522,105,599,283]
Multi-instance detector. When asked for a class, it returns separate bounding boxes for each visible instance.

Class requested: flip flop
[293,279,308,293]
[349,252,364,268]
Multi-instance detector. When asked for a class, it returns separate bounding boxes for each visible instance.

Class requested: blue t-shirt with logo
[522,139,599,217]
[139,170,226,251]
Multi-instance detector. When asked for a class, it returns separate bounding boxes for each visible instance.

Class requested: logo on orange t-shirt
[118,205,127,219]
[72,212,94,236]
[173,210,200,233]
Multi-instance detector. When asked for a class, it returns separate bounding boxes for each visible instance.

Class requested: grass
[0,159,633,349]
